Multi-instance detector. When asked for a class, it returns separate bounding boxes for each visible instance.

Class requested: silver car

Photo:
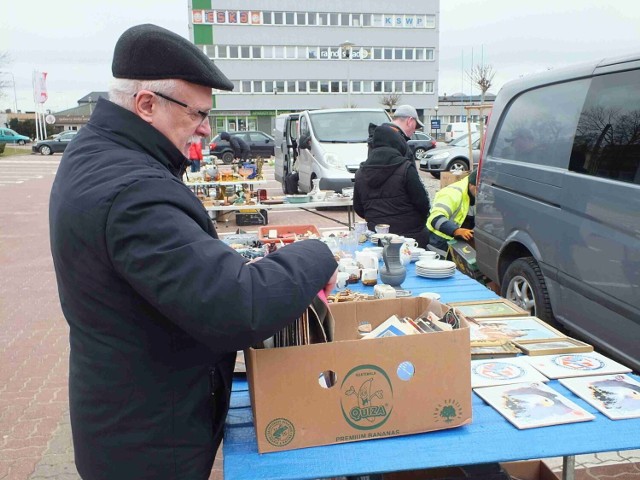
[418,132,481,179]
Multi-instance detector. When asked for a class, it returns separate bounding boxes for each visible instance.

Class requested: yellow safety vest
[426,176,471,242]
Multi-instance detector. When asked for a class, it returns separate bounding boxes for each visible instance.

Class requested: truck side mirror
[298,134,311,151]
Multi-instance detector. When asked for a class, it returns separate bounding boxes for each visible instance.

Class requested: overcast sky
[2,1,640,112]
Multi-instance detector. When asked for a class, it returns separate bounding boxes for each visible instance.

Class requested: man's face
[148,81,212,157]
[394,116,417,138]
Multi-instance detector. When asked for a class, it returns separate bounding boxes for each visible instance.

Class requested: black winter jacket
[353,123,431,240]
[49,98,337,480]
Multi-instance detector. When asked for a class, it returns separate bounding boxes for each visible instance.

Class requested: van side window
[491,80,589,168]
[570,69,640,185]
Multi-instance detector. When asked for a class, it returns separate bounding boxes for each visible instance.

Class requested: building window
[308,47,318,59]
[262,11,273,25]
[241,46,250,58]
[296,46,307,59]
[320,81,329,93]
[340,13,349,26]
[309,81,319,93]
[319,47,329,59]
[352,81,362,93]
[241,81,252,92]
[308,12,317,25]
[253,81,263,93]
[415,82,424,93]
[373,48,382,60]
[296,12,305,25]
[285,46,296,58]
[263,46,274,59]
[404,81,414,93]
[352,14,361,27]
[275,81,285,93]
[252,46,261,59]
[274,46,284,58]
[329,13,339,26]
[217,46,228,58]
[405,49,414,60]
[264,81,274,93]
[363,80,372,93]
[384,49,393,60]
[319,13,328,26]
[229,46,239,58]
[373,81,383,93]
[384,81,393,93]
[297,81,308,92]
[273,12,283,24]
[285,12,295,25]
[425,82,434,93]
[331,81,340,93]
[372,14,383,27]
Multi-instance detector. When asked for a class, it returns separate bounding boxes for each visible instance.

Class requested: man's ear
[133,91,155,124]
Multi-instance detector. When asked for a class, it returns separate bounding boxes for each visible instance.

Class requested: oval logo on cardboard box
[340,364,393,430]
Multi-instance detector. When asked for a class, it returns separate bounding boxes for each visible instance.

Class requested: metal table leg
[562,455,575,480]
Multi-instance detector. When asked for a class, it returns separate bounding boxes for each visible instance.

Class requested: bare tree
[380,93,402,113]
[467,64,495,105]
[0,52,12,102]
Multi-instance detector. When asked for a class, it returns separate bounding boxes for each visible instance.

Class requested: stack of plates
[415,260,456,279]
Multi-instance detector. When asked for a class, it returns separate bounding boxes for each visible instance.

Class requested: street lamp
[340,40,355,108]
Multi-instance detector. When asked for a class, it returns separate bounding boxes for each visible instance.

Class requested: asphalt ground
[0,153,638,480]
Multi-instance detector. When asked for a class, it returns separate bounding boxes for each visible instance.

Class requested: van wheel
[448,159,469,174]
[221,152,234,165]
[501,257,555,323]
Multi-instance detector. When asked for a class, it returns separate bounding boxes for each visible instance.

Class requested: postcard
[471,317,565,343]
[361,315,417,339]
[474,381,595,429]
[527,352,632,379]
[471,357,548,388]
[559,374,640,420]
[515,337,593,356]
[449,299,529,319]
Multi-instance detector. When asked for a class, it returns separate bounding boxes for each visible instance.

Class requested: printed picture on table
[559,374,640,420]
[515,337,593,356]
[471,357,548,388]
[474,381,595,429]
[449,299,528,319]
[527,351,632,379]
[470,317,565,342]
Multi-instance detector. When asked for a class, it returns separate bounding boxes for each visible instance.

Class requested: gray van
[475,53,640,371]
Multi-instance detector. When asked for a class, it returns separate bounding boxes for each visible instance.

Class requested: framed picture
[470,339,521,359]
[449,299,529,319]
[470,316,566,343]
[515,337,593,356]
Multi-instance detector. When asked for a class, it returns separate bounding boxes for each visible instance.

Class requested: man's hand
[453,228,474,241]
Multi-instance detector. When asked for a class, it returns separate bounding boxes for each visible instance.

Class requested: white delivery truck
[274,108,391,193]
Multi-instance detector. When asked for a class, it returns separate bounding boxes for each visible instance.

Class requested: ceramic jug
[380,240,406,287]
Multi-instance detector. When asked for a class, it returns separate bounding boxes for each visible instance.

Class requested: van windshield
[309,110,390,142]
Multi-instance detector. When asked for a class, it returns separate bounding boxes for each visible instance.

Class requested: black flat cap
[112,24,234,91]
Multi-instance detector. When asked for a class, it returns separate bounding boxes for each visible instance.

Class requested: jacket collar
[87,98,189,177]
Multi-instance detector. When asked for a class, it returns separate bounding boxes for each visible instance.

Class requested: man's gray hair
[108,78,178,112]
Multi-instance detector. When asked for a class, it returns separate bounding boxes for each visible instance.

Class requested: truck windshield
[309,110,390,142]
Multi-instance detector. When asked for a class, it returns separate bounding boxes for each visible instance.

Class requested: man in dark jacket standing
[220,131,250,162]
[49,24,337,480]
[353,105,431,247]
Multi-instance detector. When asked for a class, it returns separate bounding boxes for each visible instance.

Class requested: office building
[189,0,440,134]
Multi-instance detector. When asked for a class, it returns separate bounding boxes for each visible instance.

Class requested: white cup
[419,251,441,262]
[356,251,378,270]
[344,265,361,284]
[361,268,378,286]
[336,272,350,289]
[403,238,419,248]
[338,258,356,272]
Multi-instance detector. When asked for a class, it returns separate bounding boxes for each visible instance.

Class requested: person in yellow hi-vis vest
[426,170,478,253]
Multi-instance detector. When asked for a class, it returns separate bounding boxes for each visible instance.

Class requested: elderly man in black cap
[49,24,337,480]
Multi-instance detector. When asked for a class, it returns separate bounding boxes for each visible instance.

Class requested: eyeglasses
[134,91,210,124]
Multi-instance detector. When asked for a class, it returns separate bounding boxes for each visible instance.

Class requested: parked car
[474,52,640,372]
[0,128,30,145]
[209,131,275,164]
[32,131,78,155]
[444,122,478,143]
[408,131,437,161]
[419,131,481,178]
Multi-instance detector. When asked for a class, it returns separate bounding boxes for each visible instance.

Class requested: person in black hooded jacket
[353,121,431,247]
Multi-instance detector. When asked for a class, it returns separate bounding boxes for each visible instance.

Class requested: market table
[204,198,355,228]
[222,252,640,480]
